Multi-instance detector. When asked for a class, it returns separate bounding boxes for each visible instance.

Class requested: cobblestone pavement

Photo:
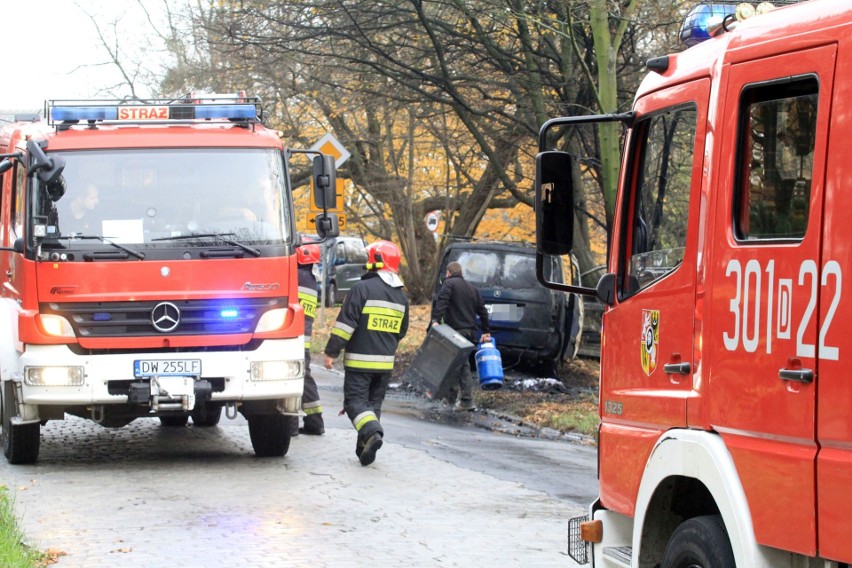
[2,368,588,568]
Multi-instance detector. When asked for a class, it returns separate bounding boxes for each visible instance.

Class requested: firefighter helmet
[296,243,321,265]
[365,240,401,273]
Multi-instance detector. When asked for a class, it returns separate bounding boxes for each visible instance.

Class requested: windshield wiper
[62,235,146,260]
[151,232,261,257]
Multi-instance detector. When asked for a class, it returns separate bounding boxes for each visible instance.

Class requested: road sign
[310,178,345,213]
[307,212,346,231]
[309,133,350,169]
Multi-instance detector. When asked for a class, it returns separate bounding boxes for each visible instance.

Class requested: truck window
[734,77,818,241]
[626,105,697,294]
[47,148,289,244]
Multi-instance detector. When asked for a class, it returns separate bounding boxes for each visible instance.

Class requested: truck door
[706,45,835,556]
[816,43,852,563]
[598,78,709,514]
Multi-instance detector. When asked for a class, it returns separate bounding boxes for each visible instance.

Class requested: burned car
[431,241,583,374]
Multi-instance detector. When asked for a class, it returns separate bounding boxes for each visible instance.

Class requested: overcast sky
[1,1,160,112]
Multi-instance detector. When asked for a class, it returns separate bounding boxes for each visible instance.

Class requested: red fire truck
[0,94,338,464]
[535,1,852,566]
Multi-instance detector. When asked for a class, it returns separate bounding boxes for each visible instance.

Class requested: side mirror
[46,177,66,201]
[315,212,340,240]
[312,155,336,209]
[26,140,66,186]
[535,151,575,256]
[0,158,12,175]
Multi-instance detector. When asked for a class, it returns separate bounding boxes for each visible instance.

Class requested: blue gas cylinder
[475,339,504,390]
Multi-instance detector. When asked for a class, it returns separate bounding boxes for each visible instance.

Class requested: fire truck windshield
[40,148,290,248]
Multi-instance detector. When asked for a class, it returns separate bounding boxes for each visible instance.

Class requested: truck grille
[42,297,286,337]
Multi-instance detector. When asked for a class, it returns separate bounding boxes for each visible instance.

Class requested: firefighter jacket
[298,266,319,349]
[431,274,490,334]
[324,271,409,373]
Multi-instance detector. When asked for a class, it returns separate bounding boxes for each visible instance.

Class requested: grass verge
[0,486,47,568]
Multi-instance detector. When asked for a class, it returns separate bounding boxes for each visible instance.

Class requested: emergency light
[679,2,799,47]
[47,92,261,128]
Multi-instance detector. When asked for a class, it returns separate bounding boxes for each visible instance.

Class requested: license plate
[486,303,523,322]
[134,359,201,377]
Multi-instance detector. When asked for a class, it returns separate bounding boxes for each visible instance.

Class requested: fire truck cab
[536,1,852,566]
[0,94,338,464]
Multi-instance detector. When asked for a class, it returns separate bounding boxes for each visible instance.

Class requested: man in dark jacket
[430,261,491,411]
[324,240,409,466]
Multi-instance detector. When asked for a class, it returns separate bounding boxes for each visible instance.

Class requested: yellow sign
[306,212,346,231]
[310,133,350,168]
[310,178,345,213]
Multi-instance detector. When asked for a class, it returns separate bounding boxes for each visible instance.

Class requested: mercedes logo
[151,302,180,333]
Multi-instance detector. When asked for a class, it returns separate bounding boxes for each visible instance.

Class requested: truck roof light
[50,106,119,122]
[46,93,262,129]
[679,2,785,47]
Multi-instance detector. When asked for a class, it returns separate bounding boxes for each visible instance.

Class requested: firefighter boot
[359,432,383,466]
[300,414,325,435]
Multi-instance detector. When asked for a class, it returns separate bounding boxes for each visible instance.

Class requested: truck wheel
[661,515,735,568]
[247,414,291,457]
[1,382,40,465]
[191,402,223,427]
[325,283,337,307]
[159,415,189,427]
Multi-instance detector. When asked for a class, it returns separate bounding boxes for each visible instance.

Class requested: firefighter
[323,240,409,466]
[296,243,325,435]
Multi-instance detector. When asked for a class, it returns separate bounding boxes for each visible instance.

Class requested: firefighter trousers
[301,351,324,433]
[343,369,390,453]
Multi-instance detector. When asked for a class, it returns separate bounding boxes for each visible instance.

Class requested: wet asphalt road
[0,363,597,567]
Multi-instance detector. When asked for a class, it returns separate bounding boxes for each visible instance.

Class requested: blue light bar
[679,3,736,47]
[51,106,119,122]
[194,105,257,120]
[220,309,240,319]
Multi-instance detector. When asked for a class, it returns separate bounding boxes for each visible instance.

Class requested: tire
[191,402,223,427]
[325,282,337,307]
[1,382,40,464]
[247,414,292,457]
[661,515,735,568]
[159,415,189,427]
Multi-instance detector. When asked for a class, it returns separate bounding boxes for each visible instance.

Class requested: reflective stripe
[353,411,378,431]
[364,299,406,313]
[303,401,323,415]
[298,286,319,299]
[344,352,395,370]
[304,340,312,349]
[335,322,355,334]
[362,306,405,317]
[332,321,354,341]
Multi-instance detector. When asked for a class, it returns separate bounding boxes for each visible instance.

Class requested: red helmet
[296,243,321,265]
[365,240,401,273]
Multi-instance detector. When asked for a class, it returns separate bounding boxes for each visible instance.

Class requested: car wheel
[325,282,337,307]
[661,515,735,568]
[2,381,40,464]
[247,414,292,457]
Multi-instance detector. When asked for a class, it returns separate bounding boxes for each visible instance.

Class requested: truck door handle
[779,368,814,384]
[663,362,691,375]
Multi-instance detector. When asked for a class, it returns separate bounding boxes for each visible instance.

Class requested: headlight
[255,308,289,332]
[38,314,76,338]
[25,366,85,386]
[250,360,303,381]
